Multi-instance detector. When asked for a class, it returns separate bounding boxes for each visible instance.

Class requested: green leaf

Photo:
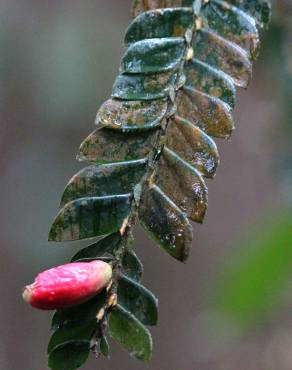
[78,128,159,163]
[97,98,168,131]
[52,290,107,330]
[202,0,260,59]
[165,115,219,178]
[109,305,152,361]
[100,336,110,358]
[176,86,234,139]
[125,8,194,44]
[60,160,147,207]
[71,232,121,262]
[121,38,185,74]
[184,58,236,108]
[48,321,96,355]
[139,185,192,262]
[112,71,178,100]
[226,0,271,27]
[118,275,158,326]
[48,341,90,370]
[122,250,144,281]
[131,0,194,18]
[48,195,131,242]
[193,28,252,88]
[154,147,208,223]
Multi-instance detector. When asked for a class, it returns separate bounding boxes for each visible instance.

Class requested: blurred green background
[0,1,291,369]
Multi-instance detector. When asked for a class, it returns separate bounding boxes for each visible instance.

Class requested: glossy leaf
[78,128,159,163]
[165,115,219,178]
[48,195,131,242]
[118,275,158,326]
[97,98,168,131]
[139,185,192,262]
[202,0,260,59]
[60,160,146,207]
[184,58,236,108]
[176,86,234,138]
[154,147,208,223]
[121,38,185,74]
[71,232,121,262]
[131,0,194,18]
[52,290,107,330]
[122,250,144,282]
[109,305,152,361]
[48,321,95,355]
[193,28,252,88]
[48,341,90,370]
[112,71,177,100]
[226,0,271,27]
[125,8,194,44]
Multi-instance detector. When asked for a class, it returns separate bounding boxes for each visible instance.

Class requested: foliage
[46,0,271,368]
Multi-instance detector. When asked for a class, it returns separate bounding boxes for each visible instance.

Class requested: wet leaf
[154,147,208,223]
[97,98,168,131]
[60,160,147,207]
[100,336,110,358]
[121,37,185,74]
[48,321,95,355]
[202,0,260,59]
[125,8,194,44]
[227,0,271,27]
[193,28,252,88]
[122,250,144,282]
[48,341,90,370]
[165,115,219,178]
[118,275,158,326]
[48,195,131,242]
[139,185,192,262]
[131,0,194,18]
[112,71,177,100]
[78,128,159,163]
[51,290,107,330]
[71,233,121,262]
[176,86,234,138]
[184,58,236,108]
[109,305,152,361]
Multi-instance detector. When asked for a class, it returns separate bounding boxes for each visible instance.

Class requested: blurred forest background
[0,0,291,369]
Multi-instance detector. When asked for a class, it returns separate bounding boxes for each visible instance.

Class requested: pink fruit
[22,261,112,310]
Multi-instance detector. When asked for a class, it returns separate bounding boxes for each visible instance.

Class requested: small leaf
[52,290,107,330]
[227,0,271,27]
[131,0,194,18]
[48,341,90,370]
[176,86,235,138]
[78,128,159,163]
[48,321,95,355]
[118,275,158,326]
[109,305,152,361]
[112,71,178,100]
[71,232,121,262]
[154,147,208,223]
[97,98,168,131]
[122,250,144,282]
[202,0,260,59]
[125,8,194,44]
[60,160,147,207]
[100,336,110,358]
[139,185,192,262]
[121,37,185,74]
[193,28,252,88]
[184,58,236,108]
[165,115,219,178]
[48,195,131,242]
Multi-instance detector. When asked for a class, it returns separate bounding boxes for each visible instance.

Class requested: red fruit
[22,261,112,310]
